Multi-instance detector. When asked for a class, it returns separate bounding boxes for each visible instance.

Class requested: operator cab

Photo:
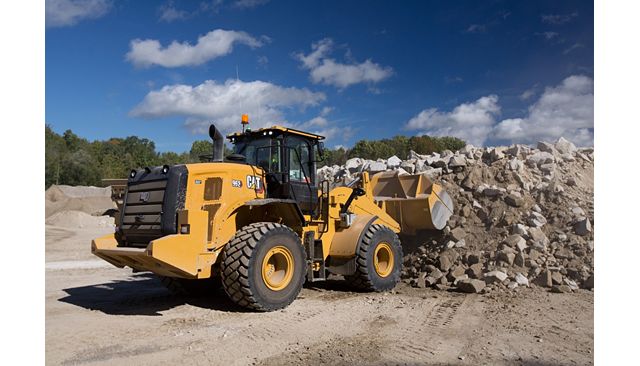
[227,125,325,216]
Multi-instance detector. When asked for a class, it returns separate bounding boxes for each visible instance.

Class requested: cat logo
[246,175,263,191]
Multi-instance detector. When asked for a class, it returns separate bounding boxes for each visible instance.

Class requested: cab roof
[226,125,325,141]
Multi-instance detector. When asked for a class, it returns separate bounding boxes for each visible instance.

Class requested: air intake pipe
[208,124,224,162]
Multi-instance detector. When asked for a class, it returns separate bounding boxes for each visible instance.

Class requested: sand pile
[45,185,116,218]
[45,210,115,229]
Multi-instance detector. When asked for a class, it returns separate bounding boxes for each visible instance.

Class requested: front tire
[221,222,306,311]
[345,224,402,291]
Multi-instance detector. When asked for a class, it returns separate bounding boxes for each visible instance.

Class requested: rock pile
[318,137,594,294]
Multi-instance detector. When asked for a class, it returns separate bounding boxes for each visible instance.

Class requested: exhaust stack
[208,124,224,162]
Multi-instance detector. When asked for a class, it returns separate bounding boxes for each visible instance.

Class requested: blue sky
[46,0,594,151]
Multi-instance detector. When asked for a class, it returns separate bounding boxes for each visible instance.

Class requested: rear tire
[345,224,402,291]
[221,222,306,311]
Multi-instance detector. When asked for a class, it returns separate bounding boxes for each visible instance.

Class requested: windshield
[233,137,282,172]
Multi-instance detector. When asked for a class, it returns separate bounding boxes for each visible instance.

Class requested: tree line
[45,125,465,188]
[321,135,466,167]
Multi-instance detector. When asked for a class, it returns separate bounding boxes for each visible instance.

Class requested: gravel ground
[46,225,593,366]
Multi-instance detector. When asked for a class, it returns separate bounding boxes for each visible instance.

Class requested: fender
[326,214,378,275]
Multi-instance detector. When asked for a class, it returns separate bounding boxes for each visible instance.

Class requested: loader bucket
[370,171,454,234]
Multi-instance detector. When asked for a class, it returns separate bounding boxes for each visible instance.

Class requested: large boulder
[386,155,402,168]
[555,137,577,154]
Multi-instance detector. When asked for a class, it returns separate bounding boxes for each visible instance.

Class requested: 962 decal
[231,179,242,188]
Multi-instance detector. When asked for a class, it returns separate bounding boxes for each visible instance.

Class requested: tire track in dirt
[374,293,479,364]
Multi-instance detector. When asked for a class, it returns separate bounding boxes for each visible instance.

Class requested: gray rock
[367,161,387,172]
[514,253,526,267]
[450,227,467,241]
[505,193,524,207]
[497,250,516,266]
[563,278,579,291]
[512,224,529,236]
[574,217,592,236]
[484,270,508,284]
[400,161,415,174]
[539,163,555,175]
[528,212,547,227]
[527,151,555,166]
[345,158,363,172]
[536,270,553,288]
[489,147,506,161]
[449,155,467,168]
[551,271,563,285]
[454,239,466,248]
[457,279,486,293]
[386,155,402,168]
[515,273,529,286]
[507,157,523,171]
[555,137,577,154]
[467,263,484,279]
[551,284,572,293]
[504,234,527,252]
[537,141,556,153]
[430,268,444,280]
[425,276,439,287]
[424,168,443,179]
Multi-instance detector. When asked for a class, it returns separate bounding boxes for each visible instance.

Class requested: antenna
[236,65,244,127]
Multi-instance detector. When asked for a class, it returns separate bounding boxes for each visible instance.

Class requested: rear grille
[121,179,167,246]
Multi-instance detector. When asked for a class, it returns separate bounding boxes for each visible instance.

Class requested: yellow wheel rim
[373,242,394,278]
[261,246,294,291]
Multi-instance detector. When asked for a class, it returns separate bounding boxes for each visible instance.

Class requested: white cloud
[536,31,559,40]
[520,87,536,101]
[563,43,583,55]
[405,96,501,146]
[466,24,487,33]
[295,38,393,89]
[130,79,326,135]
[493,75,593,146]
[405,75,594,146]
[288,106,354,143]
[158,1,189,23]
[541,13,578,25]
[126,29,263,68]
[233,0,270,9]
[46,0,112,28]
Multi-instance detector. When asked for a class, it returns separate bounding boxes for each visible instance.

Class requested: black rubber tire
[221,222,306,311]
[159,276,221,296]
[345,224,403,291]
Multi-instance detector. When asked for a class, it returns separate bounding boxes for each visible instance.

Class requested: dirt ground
[46,225,593,366]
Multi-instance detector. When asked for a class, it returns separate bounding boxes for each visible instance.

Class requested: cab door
[285,136,318,216]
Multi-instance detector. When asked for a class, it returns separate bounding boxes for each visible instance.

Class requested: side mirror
[317,142,325,159]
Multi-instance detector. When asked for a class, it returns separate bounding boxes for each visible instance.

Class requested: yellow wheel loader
[92,119,454,311]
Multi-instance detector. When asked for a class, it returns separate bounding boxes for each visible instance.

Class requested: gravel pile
[318,136,594,294]
[45,184,116,218]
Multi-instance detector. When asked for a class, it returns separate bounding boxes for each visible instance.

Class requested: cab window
[287,137,311,183]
